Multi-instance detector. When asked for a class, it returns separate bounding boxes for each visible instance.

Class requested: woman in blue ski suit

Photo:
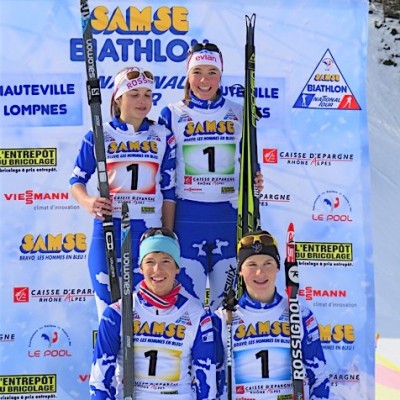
[70,67,176,319]
[159,43,262,311]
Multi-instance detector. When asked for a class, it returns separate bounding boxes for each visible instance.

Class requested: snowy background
[368,3,400,339]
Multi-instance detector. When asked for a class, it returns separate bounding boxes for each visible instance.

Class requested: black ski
[237,13,261,243]
[285,222,305,399]
[121,202,134,399]
[236,13,261,300]
[80,0,120,302]
[223,287,236,400]
[224,13,260,400]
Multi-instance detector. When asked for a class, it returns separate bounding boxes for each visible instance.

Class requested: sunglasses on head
[188,42,221,55]
[140,227,178,243]
[238,233,278,251]
[125,68,154,81]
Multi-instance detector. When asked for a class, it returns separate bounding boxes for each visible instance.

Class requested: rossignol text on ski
[285,222,305,399]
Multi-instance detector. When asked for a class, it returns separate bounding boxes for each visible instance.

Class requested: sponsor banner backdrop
[0,0,373,399]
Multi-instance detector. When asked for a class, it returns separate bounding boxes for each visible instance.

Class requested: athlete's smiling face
[188,65,221,101]
[239,254,279,303]
[140,252,179,297]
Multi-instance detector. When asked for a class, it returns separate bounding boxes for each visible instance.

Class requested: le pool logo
[312,190,353,223]
[27,324,72,358]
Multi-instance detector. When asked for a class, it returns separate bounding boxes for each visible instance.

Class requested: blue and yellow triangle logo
[293,49,361,110]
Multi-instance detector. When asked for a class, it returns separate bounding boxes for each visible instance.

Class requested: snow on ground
[368,3,400,339]
[368,5,400,398]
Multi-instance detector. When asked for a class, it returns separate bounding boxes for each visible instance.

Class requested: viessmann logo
[3,189,69,204]
[298,286,347,301]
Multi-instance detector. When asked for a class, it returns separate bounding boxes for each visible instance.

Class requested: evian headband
[186,50,223,74]
[113,67,154,99]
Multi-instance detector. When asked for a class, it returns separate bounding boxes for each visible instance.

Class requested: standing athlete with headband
[70,66,176,319]
[159,43,263,311]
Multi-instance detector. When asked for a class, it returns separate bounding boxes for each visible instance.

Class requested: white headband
[113,68,154,99]
[186,50,223,74]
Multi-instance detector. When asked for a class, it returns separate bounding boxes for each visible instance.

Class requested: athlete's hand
[254,171,264,194]
[87,196,113,220]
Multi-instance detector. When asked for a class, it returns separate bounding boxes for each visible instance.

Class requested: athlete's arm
[301,308,330,399]
[211,311,227,399]
[191,310,219,400]
[90,303,122,400]
[69,131,113,219]
[162,200,175,230]
[160,126,176,229]
[158,106,173,130]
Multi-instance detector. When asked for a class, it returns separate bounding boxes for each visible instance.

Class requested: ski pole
[285,223,305,399]
[121,202,134,399]
[80,0,120,302]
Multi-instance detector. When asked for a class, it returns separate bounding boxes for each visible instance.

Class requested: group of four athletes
[69,43,330,399]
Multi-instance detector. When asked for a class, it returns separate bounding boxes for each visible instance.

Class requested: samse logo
[20,233,87,253]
